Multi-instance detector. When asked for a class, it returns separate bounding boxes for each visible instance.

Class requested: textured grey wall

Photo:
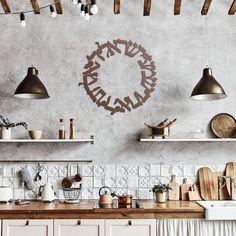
[0,0,236,164]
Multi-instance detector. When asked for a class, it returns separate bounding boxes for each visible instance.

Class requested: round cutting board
[211,113,236,138]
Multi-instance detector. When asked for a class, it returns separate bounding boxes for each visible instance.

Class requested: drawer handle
[26,220,29,226]
[77,220,81,225]
[128,220,132,226]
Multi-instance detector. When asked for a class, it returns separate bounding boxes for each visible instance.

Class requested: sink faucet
[217,176,233,200]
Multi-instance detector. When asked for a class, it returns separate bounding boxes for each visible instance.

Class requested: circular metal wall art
[211,113,236,138]
[80,39,157,115]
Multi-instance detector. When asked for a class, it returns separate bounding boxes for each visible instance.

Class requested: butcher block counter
[0,200,204,219]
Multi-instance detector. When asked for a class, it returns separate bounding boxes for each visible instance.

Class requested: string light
[20,13,26,27]
[77,0,82,9]
[84,5,90,21]
[90,0,98,15]
[50,5,57,18]
[80,4,85,17]
[0,0,99,25]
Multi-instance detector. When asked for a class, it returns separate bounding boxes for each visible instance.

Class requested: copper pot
[117,194,133,205]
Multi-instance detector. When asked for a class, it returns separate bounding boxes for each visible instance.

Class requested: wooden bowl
[29,130,42,139]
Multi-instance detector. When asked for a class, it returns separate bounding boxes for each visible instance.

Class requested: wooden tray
[211,113,236,138]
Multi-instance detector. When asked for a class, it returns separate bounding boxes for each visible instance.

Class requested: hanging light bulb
[50,5,57,18]
[80,4,85,17]
[20,13,26,27]
[72,0,77,5]
[90,0,98,15]
[77,0,82,9]
[84,5,90,20]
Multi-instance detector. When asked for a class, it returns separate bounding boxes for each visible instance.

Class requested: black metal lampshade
[190,68,227,101]
[14,67,50,99]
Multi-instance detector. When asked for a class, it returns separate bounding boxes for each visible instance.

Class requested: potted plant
[150,182,172,203]
[0,115,27,140]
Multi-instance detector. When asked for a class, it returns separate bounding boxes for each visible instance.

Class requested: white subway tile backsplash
[105,177,116,188]
[47,165,59,177]
[3,166,14,177]
[150,164,161,176]
[139,165,150,177]
[105,165,116,177]
[93,177,104,188]
[183,165,195,177]
[82,188,93,199]
[0,163,219,200]
[82,177,93,188]
[94,165,105,177]
[139,177,150,188]
[172,165,183,176]
[127,165,138,176]
[116,165,128,177]
[14,188,24,200]
[138,188,151,199]
[116,177,128,188]
[161,165,171,177]
[82,165,94,176]
[128,177,139,188]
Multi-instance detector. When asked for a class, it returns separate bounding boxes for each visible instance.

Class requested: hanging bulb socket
[20,13,26,27]
[80,4,85,17]
[84,5,90,20]
[50,5,57,18]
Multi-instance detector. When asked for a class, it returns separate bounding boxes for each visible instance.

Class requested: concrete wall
[0,0,236,165]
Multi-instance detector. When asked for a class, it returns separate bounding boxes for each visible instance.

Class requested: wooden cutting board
[188,184,201,201]
[214,171,229,200]
[168,175,180,200]
[180,178,190,201]
[226,162,236,199]
[198,167,218,200]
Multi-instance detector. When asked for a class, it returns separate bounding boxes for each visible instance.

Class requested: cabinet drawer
[54,219,104,236]
[105,219,156,236]
[2,219,53,236]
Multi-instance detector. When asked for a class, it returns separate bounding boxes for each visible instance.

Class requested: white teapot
[39,183,55,202]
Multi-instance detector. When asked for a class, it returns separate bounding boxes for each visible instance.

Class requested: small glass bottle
[59,119,66,139]
[69,118,75,139]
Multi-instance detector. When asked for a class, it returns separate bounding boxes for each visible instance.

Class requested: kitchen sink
[197,200,236,220]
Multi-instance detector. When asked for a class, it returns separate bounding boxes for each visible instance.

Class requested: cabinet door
[106,219,156,236]
[2,219,53,236]
[54,219,105,236]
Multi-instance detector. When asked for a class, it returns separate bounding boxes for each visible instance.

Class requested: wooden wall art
[80,39,157,115]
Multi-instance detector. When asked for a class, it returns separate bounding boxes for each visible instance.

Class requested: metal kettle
[99,186,115,204]
[39,183,55,202]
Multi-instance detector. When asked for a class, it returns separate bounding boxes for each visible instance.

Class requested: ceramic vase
[155,191,167,203]
[0,127,11,140]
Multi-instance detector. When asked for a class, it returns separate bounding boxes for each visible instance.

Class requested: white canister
[0,127,11,140]
[0,186,12,202]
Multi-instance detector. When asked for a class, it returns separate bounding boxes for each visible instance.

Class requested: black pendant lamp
[14,67,50,99]
[190,17,227,101]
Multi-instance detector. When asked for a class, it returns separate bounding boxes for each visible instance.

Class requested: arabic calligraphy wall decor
[79,39,157,115]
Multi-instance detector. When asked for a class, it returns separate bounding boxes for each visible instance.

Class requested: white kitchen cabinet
[54,219,105,236]
[105,219,156,236]
[2,219,53,236]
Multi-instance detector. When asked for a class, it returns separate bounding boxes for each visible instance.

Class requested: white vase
[155,192,167,203]
[1,127,11,140]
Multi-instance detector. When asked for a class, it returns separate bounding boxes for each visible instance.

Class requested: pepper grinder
[69,118,75,139]
[59,119,66,139]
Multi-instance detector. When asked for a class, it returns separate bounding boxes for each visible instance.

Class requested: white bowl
[29,130,42,139]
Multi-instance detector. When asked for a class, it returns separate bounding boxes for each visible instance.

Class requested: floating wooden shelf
[139,137,236,142]
[0,135,94,144]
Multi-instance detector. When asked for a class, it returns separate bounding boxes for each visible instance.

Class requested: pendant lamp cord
[205,15,209,68]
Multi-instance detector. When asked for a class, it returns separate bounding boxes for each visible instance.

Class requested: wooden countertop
[0,200,204,219]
